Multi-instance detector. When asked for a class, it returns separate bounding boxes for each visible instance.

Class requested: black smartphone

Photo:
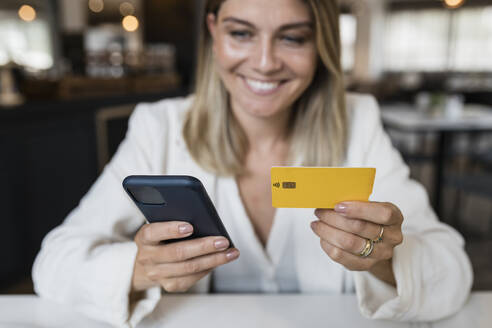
[123,175,234,247]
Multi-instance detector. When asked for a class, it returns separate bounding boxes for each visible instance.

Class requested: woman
[33,0,472,327]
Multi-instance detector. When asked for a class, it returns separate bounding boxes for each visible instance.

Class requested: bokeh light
[444,0,465,9]
[18,5,36,22]
[88,0,104,13]
[122,15,139,32]
[119,2,135,16]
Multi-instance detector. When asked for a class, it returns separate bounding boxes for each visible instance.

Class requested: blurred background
[1,0,491,294]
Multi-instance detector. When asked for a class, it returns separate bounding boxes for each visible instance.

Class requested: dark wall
[0,109,98,289]
[0,90,185,291]
[143,0,199,89]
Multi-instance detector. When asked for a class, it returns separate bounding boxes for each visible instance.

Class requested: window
[450,6,492,71]
[0,10,53,70]
[384,9,449,71]
[383,6,492,72]
[340,14,357,72]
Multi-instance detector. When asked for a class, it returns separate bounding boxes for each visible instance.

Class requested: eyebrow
[221,17,313,30]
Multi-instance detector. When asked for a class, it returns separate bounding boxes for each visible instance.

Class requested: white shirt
[212,176,300,293]
[32,94,473,328]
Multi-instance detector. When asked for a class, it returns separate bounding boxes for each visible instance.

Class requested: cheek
[288,51,317,80]
[214,37,248,71]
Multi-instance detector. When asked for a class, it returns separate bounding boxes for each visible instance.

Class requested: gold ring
[359,239,374,258]
[372,226,384,244]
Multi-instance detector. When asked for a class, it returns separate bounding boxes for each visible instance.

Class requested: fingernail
[178,224,193,234]
[310,221,317,230]
[335,203,348,213]
[214,238,229,250]
[226,249,239,260]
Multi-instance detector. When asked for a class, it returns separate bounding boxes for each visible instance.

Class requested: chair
[445,139,492,237]
[95,104,136,173]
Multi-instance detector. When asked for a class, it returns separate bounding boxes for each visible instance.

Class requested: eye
[229,30,253,41]
[281,35,306,45]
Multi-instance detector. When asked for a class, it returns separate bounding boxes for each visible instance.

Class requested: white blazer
[32,94,473,328]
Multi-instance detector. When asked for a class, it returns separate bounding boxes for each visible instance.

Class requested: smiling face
[207,0,318,120]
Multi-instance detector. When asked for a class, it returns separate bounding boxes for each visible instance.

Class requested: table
[381,104,492,218]
[0,293,491,328]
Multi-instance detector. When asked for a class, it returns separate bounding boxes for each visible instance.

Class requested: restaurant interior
[1,0,491,296]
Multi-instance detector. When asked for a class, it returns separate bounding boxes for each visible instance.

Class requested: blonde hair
[183,0,347,176]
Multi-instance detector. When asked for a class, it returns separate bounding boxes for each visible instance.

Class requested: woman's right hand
[131,221,239,293]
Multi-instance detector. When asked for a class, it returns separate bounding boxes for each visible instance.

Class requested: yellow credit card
[271,167,376,208]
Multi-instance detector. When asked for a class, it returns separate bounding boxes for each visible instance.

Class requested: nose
[252,38,282,75]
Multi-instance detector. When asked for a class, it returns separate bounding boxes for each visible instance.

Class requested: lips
[241,76,286,95]
[246,78,280,91]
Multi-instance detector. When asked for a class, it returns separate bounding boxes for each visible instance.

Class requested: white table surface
[0,292,491,328]
[381,104,492,132]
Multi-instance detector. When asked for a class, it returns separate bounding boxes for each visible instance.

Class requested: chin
[235,95,286,116]
[243,102,285,118]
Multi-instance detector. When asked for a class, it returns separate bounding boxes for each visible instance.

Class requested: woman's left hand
[311,201,404,286]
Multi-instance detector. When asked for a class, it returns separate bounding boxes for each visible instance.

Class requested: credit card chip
[282,181,296,189]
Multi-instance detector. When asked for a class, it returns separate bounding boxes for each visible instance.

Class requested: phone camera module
[127,186,166,205]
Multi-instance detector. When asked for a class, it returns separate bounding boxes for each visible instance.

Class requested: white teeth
[245,78,280,92]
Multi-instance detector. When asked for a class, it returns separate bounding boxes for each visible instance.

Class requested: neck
[231,102,291,156]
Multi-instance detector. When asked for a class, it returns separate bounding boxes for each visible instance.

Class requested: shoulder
[125,96,193,145]
[130,95,193,128]
[344,93,385,164]
[345,92,382,135]
[345,92,380,121]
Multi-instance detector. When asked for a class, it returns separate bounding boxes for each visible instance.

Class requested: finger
[312,222,394,260]
[334,201,403,226]
[137,221,193,246]
[160,269,212,293]
[311,220,366,255]
[152,236,231,263]
[314,209,382,241]
[320,240,377,271]
[153,248,240,278]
